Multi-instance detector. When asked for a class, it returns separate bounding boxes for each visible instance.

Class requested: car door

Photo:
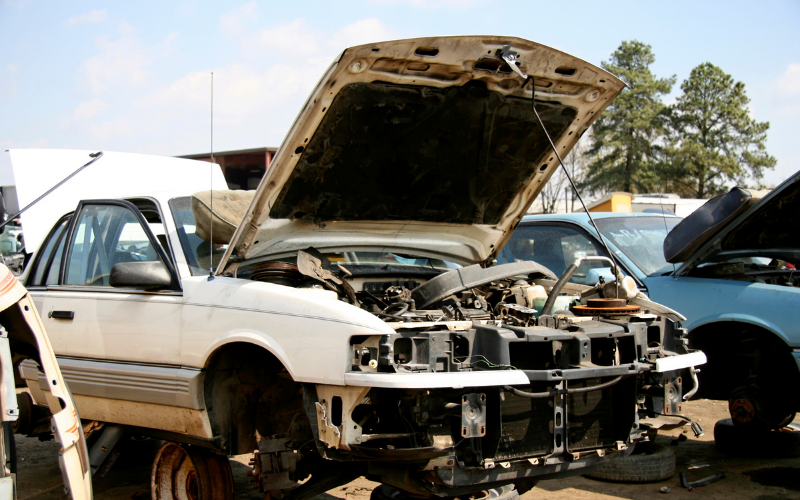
[28,200,182,365]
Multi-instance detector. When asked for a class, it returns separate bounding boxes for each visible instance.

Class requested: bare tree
[534,140,590,214]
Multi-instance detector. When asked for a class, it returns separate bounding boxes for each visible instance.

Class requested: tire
[151,442,233,500]
[371,484,520,500]
[728,385,796,430]
[585,443,675,483]
[714,418,800,458]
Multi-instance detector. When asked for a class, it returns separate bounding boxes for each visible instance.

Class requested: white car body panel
[180,276,393,383]
[0,266,92,500]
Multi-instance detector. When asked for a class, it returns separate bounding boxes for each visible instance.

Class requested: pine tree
[583,41,675,194]
[665,63,775,198]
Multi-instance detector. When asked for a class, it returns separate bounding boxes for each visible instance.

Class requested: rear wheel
[151,442,233,500]
[729,385,796,430]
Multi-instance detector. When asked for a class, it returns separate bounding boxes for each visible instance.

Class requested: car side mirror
[109,261,172,289]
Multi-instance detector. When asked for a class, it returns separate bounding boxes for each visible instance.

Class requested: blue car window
[500,225,606,284]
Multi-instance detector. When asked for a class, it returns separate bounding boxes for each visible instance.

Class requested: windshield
[169,196,459,277]
[595,217,682,276]
[240,251,459,279]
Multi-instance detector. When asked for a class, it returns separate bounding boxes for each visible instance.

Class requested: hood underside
[219,36,623,271]
[675,170,800,273]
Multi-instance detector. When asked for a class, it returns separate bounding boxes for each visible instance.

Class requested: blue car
[505,172,800,429]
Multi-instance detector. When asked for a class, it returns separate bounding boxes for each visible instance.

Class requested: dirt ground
[14,399,800,500]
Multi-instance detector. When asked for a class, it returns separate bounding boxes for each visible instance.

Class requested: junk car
[9,36,704,500]
[507,173,800,430]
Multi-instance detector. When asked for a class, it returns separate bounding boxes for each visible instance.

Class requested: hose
[504,375,626,399]
[540,256,617,316]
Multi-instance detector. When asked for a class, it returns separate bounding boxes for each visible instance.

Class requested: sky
[1,0,798,189]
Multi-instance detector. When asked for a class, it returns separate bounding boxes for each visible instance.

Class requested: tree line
[540,40,775,212]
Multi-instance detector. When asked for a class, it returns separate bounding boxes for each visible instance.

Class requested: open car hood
[670,170,800,275]
[218,36,623,271]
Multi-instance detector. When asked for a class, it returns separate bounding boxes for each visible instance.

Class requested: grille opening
[474,57,512,74]
[567,376,636,452]
[591,338,618,366]
[453,335,470,359]
[647,326,662,346]
[617,336,637,364]
[509,342,556,370]
[415,46,439,57]
[495,382,555,460]
[331,396,343,426]
[394,337,412,364]
[555,66,576,76]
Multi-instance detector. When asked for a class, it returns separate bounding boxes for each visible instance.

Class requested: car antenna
[650,164,677,277]
[498,46,619,297]
[208,72,215,281]
[0,151,103,232]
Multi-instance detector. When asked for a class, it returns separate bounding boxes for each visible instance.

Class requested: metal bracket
[461,393,487,438]
[497,45,528,80]
[253,438,302,492]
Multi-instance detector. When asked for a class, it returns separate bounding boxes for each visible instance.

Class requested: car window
[594,217,681,276]
[168,197,229,276]
[64,204,160,286]
[499,224,607,284]
[28,216,70,286]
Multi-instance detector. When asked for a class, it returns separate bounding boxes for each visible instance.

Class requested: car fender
[181,276,394,386]
[201,329,295,376]
[688,313,791,347]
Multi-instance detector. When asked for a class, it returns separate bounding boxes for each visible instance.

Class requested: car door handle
[48,310,74,320]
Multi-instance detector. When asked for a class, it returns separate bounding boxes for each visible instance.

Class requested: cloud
[80,23,178,94]
[67,9,108,26]
[220,2,257,36]
[370,0,487,8]
[143,17,398,123]
[67,17,400,155]
[74,99,108,121]
[776,63,800,95]
[242,17,397,59]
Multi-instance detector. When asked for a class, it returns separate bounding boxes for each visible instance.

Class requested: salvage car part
[585,442,675,484]
[151,442,233,500]
[0,264,92,499]
[679,471,725,490]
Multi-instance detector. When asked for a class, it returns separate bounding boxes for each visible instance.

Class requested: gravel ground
[14,399,800,500]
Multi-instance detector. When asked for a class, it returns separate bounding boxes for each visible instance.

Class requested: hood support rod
[499,45,619,298]
[0,151,103,232]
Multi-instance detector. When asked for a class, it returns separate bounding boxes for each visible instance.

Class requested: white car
[9,36,703,500]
